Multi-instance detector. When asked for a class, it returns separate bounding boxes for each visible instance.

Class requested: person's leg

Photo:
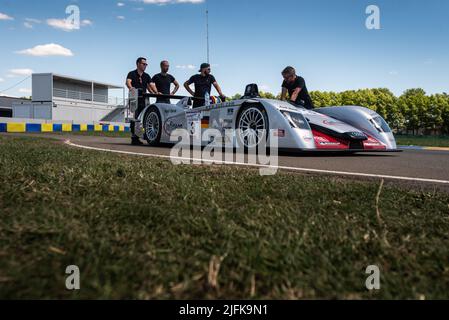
[131,102,145,145]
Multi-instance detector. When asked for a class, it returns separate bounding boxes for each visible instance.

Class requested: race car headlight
[282,112,310,130]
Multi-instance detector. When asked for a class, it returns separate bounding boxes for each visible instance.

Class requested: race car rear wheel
[144,106,162,146]
[236,104,269,150]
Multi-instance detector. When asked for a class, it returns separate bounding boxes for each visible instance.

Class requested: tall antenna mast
[206,4,210,63]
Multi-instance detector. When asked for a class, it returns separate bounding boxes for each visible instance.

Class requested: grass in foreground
[0,135,448,300]
[395,135,449,147]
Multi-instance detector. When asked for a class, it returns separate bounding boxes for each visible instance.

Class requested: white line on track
[65,140,449,185]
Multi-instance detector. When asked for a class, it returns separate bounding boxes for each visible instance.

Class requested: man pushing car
[280,66,314,110]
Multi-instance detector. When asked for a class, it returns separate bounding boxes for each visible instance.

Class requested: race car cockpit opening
[243,84,260,98]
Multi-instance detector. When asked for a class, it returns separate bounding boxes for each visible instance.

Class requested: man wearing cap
[152,60,180,104]
[280,66,314,110]
[184,63,226,108]
[126,57,158,145]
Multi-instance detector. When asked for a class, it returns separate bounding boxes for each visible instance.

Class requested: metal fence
[53,88,124,106]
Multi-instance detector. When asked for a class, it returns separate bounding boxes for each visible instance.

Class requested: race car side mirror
[243,84,260,98]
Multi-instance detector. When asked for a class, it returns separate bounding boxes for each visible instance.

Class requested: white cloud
[117,16,126,20]
[47,18,77,31]
[17,43,74,57]
[0,12,14,21]
[176,64,196,70]
[18,88,32,94]
[46,18,93,31]
[9,69,34,76]
[0,78,4,82]
[117,2,125,6]
[81,19,93,26]
[142,0,204,5]
[25,18,42,24]
[24,18,41,29]
[389,70,398,76]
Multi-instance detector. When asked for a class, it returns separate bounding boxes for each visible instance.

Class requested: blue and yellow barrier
[0,122,130,133]
[399,145,449,152]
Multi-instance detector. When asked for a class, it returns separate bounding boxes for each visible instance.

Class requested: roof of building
[0,95,31,100]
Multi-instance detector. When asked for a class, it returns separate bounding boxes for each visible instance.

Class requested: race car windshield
[372,116,392,133]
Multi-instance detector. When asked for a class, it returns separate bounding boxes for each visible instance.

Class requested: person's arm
[280,87,288,101]
[213,81,225,99]
[184,80,195,96]
[171,79,180,95]
[126,79,133,90]
[290,87,302,102]
[126,75,136,95]
[148,82,159,94]
[290,77,305,102]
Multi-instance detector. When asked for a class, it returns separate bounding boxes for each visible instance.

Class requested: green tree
[398,89,428,134]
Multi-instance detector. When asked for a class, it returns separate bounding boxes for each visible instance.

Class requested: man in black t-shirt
[280,66,314,110]
[126,57,158,145]
[184,63,226,108]
[152,60,180,104]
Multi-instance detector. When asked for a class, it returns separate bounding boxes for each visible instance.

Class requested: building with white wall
[12,73,126,123]
[0,96,30,117]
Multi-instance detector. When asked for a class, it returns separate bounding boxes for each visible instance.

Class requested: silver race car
[129,84,399,152]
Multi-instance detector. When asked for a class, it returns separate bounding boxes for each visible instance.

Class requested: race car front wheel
[144,107,162,146]
[236,104,269,150]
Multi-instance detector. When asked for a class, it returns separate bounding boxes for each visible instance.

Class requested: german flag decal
[201,116,210,129]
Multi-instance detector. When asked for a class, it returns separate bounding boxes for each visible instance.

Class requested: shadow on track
[106,141,399,158]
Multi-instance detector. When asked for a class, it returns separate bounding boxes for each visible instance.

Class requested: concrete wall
[52,98,117,122]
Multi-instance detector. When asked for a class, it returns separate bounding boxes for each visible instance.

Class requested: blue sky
[0,0,448,99]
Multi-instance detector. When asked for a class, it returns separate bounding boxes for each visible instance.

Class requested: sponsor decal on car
[219,118,234,129]
[164,116,184,135]
[319,141,341,146]
[314,136,341,146]
[273,129,285,138]
[363,135,387,150]
[227,108,234,116]
[186,112,201,137]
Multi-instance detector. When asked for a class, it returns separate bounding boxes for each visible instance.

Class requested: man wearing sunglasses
[126,57,158,145]
[184,63,226,108]
[280,66,314,110]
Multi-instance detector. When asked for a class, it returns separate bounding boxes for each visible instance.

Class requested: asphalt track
[4,133,449,191]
